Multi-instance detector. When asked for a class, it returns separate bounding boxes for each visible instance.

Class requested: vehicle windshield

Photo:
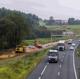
[58,43,65,46]
[48,52,58,56]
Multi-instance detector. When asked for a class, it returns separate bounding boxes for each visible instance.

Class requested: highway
[27,40,79,79]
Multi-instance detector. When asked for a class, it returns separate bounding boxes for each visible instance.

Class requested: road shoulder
[75,49,80,79]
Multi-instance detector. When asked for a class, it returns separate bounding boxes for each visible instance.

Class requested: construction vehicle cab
[15,45,25,53]
[34,39,42,48]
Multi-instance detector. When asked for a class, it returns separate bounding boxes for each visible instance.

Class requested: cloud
[0,0,80,19]
[59,0,80,10]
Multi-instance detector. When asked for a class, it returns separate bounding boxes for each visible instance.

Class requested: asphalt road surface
[27,40,79,79]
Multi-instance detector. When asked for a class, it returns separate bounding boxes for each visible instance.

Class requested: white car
[72,43,76,47]
[69,46,74,50]
[79,40,80,42]
[68,39,72,44]
[27,45,36,49]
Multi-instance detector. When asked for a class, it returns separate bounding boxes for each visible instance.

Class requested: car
[68,39,72,44]
[72,43,76,47]
[69,46,74,50]
[27,45,36,49]
[48,50,59,63]
[68,41,72,44]
[79,40,80,42]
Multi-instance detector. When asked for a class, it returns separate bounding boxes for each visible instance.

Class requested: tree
[48,16,54,25]
[0,12,30,49]
[68,18,75,24]
[0,18,16,49]
[0,7,49,50]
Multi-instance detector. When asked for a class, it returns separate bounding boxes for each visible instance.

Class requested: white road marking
[73,49,78,79]
[64,53,65,55]
[41,64,48,76]
[63,55,64,58]
[59,64,62,68]
[58,72,60,76]
[47,62,49,65]
[38,63,49,79]
[38,76,41,79]
[61,59,63,62]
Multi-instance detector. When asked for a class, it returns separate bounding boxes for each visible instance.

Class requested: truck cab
[57,40,66,51]
[48,50,59,63]
[68,39,72,44]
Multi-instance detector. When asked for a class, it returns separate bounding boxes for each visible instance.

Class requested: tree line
[68,18,80,25]
[0,8,50,50]
[44,16,80,25]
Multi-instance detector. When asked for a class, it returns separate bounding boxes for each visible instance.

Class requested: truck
[57,40,66,51]
[67,39,72,44]
[48,50,59,63]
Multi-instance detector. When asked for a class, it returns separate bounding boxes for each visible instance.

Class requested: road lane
[27,50,65,79]
[60,50,75,79]
[27,49,66,79]
[27,57,47,79]
[40,50,66,79]
[41,63,59,79]
[27,40,78,79]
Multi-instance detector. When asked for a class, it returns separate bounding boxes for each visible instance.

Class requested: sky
[0,0,80,20]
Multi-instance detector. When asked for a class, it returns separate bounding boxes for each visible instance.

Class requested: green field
[20,25,80,46]
[46,25,80,34]
[21,37,64,46]
[46,25,64,31]
[67,25,80,34]
[21,37,69,46]
[21,38,51,46]
[76,45,80,57]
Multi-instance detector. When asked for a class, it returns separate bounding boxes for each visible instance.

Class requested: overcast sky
[0,0,80,20]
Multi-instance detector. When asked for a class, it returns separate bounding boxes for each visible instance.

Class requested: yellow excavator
[15,45,26,53]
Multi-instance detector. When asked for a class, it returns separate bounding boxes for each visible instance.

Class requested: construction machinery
[34,39,42,48]
[15,45,26,53]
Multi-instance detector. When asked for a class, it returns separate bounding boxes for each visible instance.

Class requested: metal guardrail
[51,35,80,36]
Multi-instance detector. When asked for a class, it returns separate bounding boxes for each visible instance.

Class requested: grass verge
[0,49,49,79]
[21,38,51,46]
[76,45,80,57]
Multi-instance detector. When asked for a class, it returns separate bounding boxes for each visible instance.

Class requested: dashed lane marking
[58,72,60,76]
[59,64,62,68]
[41,64,48,76]
[38,76,41,79]
[61,59,63,63]
[38,63,48,79]
[63,55,64,58]
[64,53,65,55]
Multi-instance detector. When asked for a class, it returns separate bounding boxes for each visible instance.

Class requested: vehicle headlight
[48,56,51,59]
